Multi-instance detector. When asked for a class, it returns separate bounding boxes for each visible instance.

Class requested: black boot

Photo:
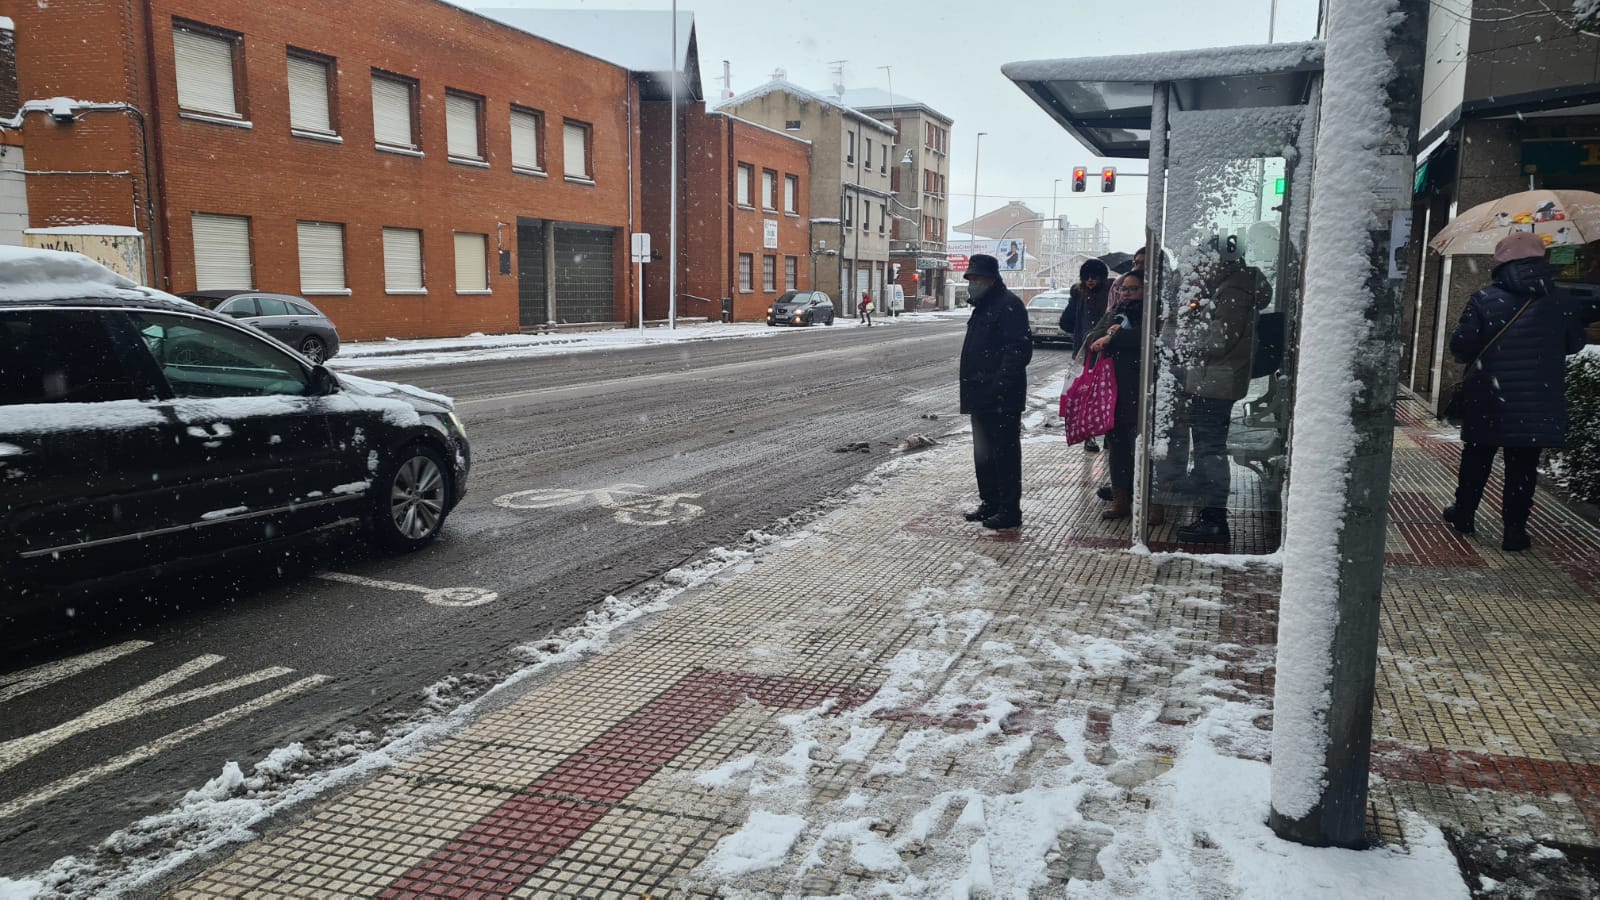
[982,508,1022,530]
[1441,504,1475,535]
[1177,511,1230,545]
[963,504,995,522]
[1096,484,1114,502]
[1501,525,1531,552]
[1083,437,1100,454]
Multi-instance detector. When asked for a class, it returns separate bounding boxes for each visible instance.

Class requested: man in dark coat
[1443,232,1586,552]
[960,253,1032,530]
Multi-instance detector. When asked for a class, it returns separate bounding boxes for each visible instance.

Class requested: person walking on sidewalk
[1443,231,1586,552]
[1061,259,1112,454]
[859,291,874,326]
[1084,270,1162,524]
[960,253,1032,530]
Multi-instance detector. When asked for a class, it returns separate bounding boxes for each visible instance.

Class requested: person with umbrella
[1441,232,1586,552]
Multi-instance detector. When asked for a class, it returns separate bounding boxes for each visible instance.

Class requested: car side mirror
[310,365,340,396]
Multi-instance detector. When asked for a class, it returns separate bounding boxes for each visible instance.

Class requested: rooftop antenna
[723,60,733,98]
[770,67,787,82]
[829,60,847,99]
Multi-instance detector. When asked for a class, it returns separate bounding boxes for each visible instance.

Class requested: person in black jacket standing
[960,254,1033,530]
[1060,259,1113,454]
[1443,232,1586,552]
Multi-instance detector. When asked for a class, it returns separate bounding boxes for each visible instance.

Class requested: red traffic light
[1101,167,1117,192]
[1071,166,1088,193]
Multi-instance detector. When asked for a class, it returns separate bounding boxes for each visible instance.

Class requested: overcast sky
[475,0,1322,252]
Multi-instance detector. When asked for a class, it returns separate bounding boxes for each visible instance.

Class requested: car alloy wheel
[300,335,328,363]
[372,443,449,552]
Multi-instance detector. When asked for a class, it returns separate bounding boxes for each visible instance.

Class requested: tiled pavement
[172,394,1600,897]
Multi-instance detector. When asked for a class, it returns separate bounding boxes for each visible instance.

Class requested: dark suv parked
[0,249,470,610]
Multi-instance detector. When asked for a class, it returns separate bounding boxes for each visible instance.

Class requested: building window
[173,22,243,120]
[784,174,799,214]
[454,232,488,292]
[785,119,801,131]
[510,106,543,172]
[762,169,777,210]
[383,227,425,292]
[865,138,872,169]
[445,91,485,162]
[784,256,797,290]
[296,222,347,294]
[286,50,335,136]
[843,194,853,228]
[861,199,868,233]
[191,213,253,290]
[879,203,886,234]
[762,255,776,292]
[563,120,592,181]
[372,71,418,151]
[737,163,754,207]
[846,131,855,164]
[738,253,753,292]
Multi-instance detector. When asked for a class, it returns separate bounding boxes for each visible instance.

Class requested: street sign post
[632,233,652,336]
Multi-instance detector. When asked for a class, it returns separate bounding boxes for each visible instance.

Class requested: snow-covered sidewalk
[328,310,966,371]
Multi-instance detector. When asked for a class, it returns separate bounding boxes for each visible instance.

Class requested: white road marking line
[0,674,330,821]
[492,484,705,527]
[0,640,153,706]
[0,656,295,774]
[315,572,498,607]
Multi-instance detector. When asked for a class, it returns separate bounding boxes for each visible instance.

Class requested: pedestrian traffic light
[1101,167,1117,192]
[1072,167,1087,193]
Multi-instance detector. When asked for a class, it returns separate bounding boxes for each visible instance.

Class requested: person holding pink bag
[1084,270,1163,524]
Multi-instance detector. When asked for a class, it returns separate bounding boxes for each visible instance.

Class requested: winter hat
[1080,259,1109,282]
[965,254,1001,279]
[1492,231,1547,264]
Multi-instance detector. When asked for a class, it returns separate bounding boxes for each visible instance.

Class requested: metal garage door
[516,218,547,329]
[553,225,615,324]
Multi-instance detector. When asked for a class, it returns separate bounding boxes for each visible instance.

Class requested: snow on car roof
[0,245,191,306]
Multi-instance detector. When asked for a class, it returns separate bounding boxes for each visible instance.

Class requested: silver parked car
[181,290,342,363]
[1026,290,1073,345]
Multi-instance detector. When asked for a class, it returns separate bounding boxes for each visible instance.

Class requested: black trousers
[1453,443,1542,531]
[1106,420,1137,495]
[971,410,1023,514]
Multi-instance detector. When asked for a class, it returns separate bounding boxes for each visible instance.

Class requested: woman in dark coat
[1444,232,1586,552]
[1084,270,1161,523]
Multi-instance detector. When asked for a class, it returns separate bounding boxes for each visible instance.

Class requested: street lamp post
[971,132,987,241]
[668,0,679,330]
[1051,178,1061,286]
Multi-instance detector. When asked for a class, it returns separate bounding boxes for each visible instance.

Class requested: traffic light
[1101,167,1117,192]
[1071,166,1087,193]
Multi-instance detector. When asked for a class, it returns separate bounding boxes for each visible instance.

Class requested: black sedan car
[767,290,836,326]
[181,289,341,363]
[0,249,469,610]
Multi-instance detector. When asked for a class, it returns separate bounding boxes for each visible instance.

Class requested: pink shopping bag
[1060,354,1117,445]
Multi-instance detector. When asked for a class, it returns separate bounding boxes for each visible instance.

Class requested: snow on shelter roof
[717,80,895,134]
[474,8,702,101]
[1003,40,1323,159]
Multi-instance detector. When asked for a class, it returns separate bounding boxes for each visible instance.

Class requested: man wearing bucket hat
[959,253,1032,530]
[1443,231,1586,552]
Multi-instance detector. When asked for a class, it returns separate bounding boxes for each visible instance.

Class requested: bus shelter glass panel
[1143,105,1310,553]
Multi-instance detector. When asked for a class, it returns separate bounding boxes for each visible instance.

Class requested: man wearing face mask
[959,253,1033,530]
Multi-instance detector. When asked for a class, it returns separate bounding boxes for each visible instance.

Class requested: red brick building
[4,0,643,341]
[641,103,811,322]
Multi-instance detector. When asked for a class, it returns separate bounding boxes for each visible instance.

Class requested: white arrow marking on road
[315,571,498,607]
[0,655,297,774]
[0,673,329,821]
[0,640,153,706]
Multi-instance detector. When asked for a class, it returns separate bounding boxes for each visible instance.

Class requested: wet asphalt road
[0,317,1055,877]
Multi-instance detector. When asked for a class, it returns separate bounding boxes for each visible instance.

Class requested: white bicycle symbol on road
[493,483,706,527]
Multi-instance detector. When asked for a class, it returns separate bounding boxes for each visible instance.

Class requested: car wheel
[299,335,328,364]
[370,443,450,553]
[824,314,834,326]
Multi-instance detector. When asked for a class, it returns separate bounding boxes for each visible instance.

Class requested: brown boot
[1148,504,1166,526]
[1102,490,1131,520]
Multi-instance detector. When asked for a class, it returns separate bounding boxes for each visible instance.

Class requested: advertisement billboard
[946,239,1026,272]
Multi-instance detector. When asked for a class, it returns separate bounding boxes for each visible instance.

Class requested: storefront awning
[1002,41,1325,159]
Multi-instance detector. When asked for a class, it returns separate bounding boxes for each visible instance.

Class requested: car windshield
[774,292,804,305]
[1029,294,1070,309]
[184,294,234,310]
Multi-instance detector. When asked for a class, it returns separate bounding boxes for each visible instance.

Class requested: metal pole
[1132,83,1169,547]
[1051,179,1060,286]
[1269,0,1279,42]
[668,0,679,330]
[638,260,646,336]
[971,132,987,240]
[1268,0,1426,849]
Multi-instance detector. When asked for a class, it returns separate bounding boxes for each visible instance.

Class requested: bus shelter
[1005,42,1325,552]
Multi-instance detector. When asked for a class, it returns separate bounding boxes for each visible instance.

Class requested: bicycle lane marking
[492,484,704,527]
[314,572,499,608]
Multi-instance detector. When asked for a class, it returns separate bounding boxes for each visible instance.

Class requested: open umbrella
[1428,189,1600,255]
[1098,251,1135,274]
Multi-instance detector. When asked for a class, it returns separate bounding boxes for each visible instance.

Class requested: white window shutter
[563,123,587,178]
[445,94,480,158]
[372,76,414,147]
[191,214,253,290]
[383,228,424,291]
[762,171,775,208]
[286,55,332,133]
[510,109,540,169]
[296,222,346,292]
[454,233,487,291]
[173,29,238,117]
